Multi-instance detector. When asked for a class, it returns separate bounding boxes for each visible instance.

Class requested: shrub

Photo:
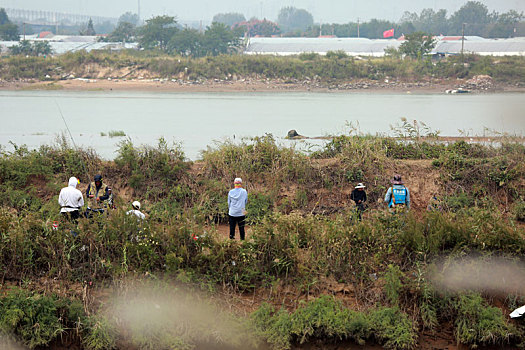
[82,315,117,350]
[252,303,293,350]
[0,288,79,349]
[454,293,515,346]
[368,307,418,349]
[290,296,370,345]
[513,200,525,222]
[384,264,404,306]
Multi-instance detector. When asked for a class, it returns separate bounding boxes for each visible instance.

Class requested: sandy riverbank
[2,78,524,93]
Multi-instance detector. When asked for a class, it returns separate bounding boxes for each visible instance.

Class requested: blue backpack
[391,187,407,206]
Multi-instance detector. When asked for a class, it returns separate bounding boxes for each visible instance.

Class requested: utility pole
[461,22,465,60]
[357,18,360,38]
[23,22,26,40]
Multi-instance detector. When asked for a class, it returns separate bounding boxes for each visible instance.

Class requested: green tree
[9,40,32,55]
[32,41,52,56]
[488,10,523,38]
[119,12,140,26]
[107,21,136,42]
[399,31,436,59]
[212,12,245,27]
[449,1,490,35]
[277,6,314,33]
[80,18,96,35]
[168,28,204,57]
[203,22,240,56]
[9,40,51,56]
[0,8,18,41]
[233,19,280,37]
[137,15,178,51]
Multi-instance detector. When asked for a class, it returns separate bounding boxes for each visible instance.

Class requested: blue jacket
[228,187,248,217]
[384,185,410,209]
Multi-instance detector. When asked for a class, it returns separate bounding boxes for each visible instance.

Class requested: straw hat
[355,183,366,189]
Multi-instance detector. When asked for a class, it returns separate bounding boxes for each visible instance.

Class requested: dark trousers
[355,203,365,221]
[62,210,80,222]
[229,215,246,240]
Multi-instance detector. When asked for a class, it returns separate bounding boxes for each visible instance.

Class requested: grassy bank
[0,132,524,349]
[1,50,524,85]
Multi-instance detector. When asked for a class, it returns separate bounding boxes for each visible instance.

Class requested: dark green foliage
[246,191,273,224]
[0,8,18,41]
[212,12,246,27]
[1,49,525,83]
[82,315,117,350]
[454,293,515,346]
[368,307,418,349]
[384,264,404,306]
[106,21,136,42]
[115,138,189,199]
[0,288,85,348]
[399,32,436,59]
[253,297,417,350]
[513,200,525,222]
[277,6,314,33]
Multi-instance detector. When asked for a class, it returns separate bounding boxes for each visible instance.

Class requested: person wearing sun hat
[350,183,367,220]
[384,174,410,211]
[228,177,248,240]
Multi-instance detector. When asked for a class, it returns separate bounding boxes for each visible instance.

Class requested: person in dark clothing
[85,174,112,217]
[350,183,367,220]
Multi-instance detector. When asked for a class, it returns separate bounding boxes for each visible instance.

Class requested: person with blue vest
[228,177,248,240]
[384,174,410,211]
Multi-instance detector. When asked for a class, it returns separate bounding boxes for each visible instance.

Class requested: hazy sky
[3,0,524,23]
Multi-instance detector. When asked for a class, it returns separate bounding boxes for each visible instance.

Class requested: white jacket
[126,209,145,220]
[58,177,84,213]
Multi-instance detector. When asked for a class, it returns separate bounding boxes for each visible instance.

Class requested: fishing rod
[55,100,91,184]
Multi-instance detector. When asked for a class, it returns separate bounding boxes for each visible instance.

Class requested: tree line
[212,1,522,38]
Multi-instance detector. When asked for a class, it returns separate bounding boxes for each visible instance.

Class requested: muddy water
[1,91,524,160]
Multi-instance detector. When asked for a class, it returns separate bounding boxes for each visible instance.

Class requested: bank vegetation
[0,127,524,349]
[1,50,524,86]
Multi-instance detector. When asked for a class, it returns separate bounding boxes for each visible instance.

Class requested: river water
[1,90,524,160]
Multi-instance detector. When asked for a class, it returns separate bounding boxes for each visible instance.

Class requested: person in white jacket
[58,177,84,222]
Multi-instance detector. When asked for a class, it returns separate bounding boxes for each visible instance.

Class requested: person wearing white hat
[350,183,367,220]
[228,177,248,240]
[126,200,145,220]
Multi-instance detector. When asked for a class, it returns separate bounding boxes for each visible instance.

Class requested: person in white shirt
[58,177,84,222]
[126,201,146,220]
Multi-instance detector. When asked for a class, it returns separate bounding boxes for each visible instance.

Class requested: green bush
[0,288,83,349]
[253,297,417,350]
[82,315,117,350]
[368,307,418,349]
[454,293,515,346]
[513,200,525,222]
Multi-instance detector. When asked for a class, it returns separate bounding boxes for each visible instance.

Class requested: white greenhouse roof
[245,37,525,56]
[0,41,138,55]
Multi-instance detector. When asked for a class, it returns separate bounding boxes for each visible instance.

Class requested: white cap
[132,201,141,210]
[234,177,242,184]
